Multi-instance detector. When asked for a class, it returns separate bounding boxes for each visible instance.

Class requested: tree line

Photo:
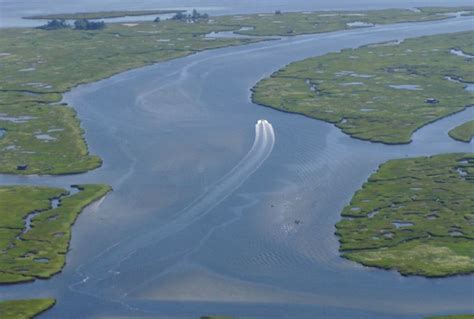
[38,19,106,30]
[39,9,211,30]
[167,9,209,22]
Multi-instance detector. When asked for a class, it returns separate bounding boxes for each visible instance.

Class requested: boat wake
[71,119,275,298]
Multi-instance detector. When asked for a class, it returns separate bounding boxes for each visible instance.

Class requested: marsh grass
[215,7,474,37]
[0,184,111,283]
[24,10,185,20]
[0,299,55,319]
[252,32,474,144]
[449,120,474,143]
[335,153,474,277]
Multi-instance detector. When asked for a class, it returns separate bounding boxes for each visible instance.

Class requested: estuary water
[0,13,473,319]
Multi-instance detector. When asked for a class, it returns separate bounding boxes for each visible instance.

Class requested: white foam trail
[75,120,275,292]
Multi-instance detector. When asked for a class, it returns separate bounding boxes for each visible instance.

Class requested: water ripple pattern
[73,119,275,297]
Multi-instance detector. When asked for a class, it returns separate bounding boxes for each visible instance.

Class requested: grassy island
[24,10,185,20]
[0,299,55,319]
[336,153,474,277]
[449,120,474,143]
[216,7,474,37]
[252,32,474,144]
[0,184,111,284]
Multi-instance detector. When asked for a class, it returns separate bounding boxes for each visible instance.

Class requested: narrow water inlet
[51,198,60,209]
[16,187,81,239]
[16,211,40,239]
[389,84,422,90]
[392,221,414,228]
[450,48,474,58]
[445,76,474,92]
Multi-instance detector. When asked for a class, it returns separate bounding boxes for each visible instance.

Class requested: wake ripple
[72,120,275,296]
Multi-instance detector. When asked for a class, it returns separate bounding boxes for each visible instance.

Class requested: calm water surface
[0,8,473,319]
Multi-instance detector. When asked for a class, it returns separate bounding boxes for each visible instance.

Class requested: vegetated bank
[215,7,474,37]
[0,299,55,319]
[252,31,474,144]
[336,153,474,277]
[0,184,111,284]
[449,120,474,143]
[0,11,261,175]
[23,9,186,20]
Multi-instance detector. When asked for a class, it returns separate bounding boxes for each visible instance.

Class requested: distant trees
[37,19,69,30]
[153,16,161,23]
[74,19,106,30]
[171,11,188,21]
[275,10,282,15]
[171,9,209,22]
[191,9,209,20]
[38,18,106,31]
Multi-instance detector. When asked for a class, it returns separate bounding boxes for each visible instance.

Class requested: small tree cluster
[171,9,209,22]
[275,10,282,15]
[74,19,106,30]
[191,9,209,20]
[38,19,106,31]
[171,11,187,21]
[37,19,69,30]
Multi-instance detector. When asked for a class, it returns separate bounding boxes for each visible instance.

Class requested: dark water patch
[383,231,395,238]
[0,114,36,123]
[35,134,56,141]
[51,198,60,209]
[450,48,474,58]
[389,84,422,90]
[445,76,474,92]
[47,128,64,133]
[33,258,49,263]
[340,82,364,86]
[205,28,266,39]
[392,221,414,228]
[456,167,467,177]
[367,210,379,218]
[449,230,464,237]
[22,91,41,97]
[347,21,374,28]
[16,211,40,239]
